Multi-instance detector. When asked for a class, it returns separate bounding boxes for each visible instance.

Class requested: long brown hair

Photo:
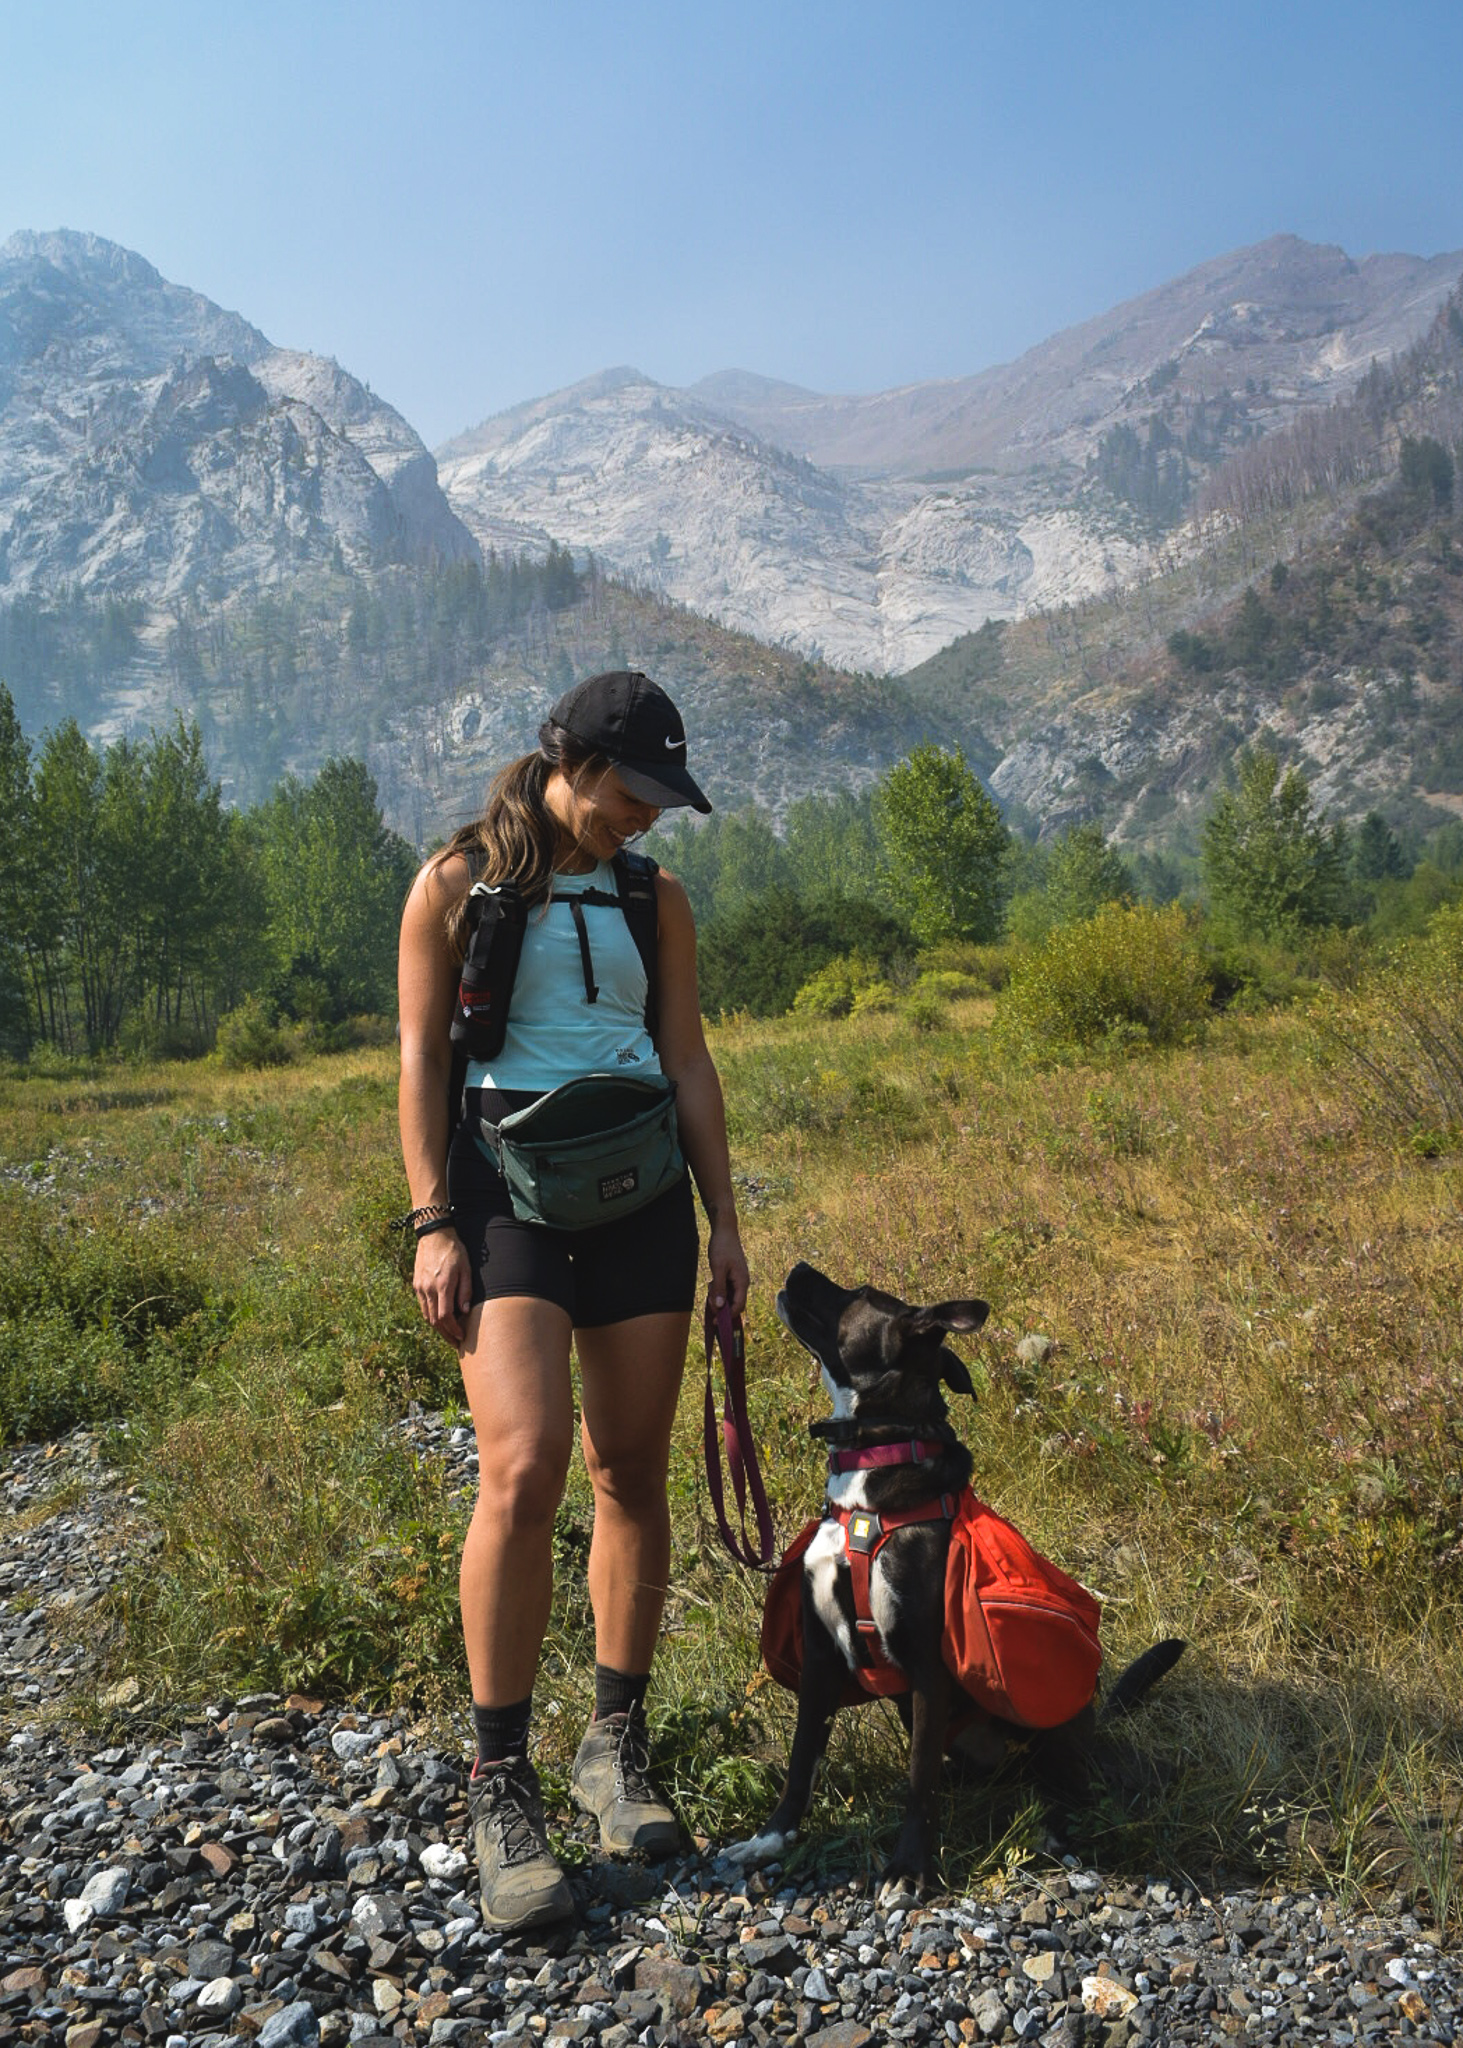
[435,723,609,955]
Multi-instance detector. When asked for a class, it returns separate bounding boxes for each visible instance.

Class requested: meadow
[1,988,1460,1928]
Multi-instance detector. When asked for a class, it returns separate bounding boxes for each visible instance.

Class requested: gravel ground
[2,1425,1459,2048]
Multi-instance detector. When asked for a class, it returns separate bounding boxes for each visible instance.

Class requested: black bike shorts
[446,1119,699,1329]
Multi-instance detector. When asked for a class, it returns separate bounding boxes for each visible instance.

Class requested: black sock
[594,1663,649,1722]
[472,1695,532,1769]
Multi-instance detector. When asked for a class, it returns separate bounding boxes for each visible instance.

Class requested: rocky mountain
[438,237,1463,674]
[0,230,476,604]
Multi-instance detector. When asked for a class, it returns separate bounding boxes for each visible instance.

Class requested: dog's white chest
[806,1509,900,1674]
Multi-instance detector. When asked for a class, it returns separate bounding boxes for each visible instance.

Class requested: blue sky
[5,0,1462,446]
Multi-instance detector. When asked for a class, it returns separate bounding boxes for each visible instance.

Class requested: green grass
[2,1000,1461,1925]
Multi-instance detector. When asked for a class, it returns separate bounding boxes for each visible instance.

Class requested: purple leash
[703,1303,775,1571]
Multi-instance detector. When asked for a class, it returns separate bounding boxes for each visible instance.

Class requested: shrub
[915,940,1016,992]
[997,902,1211,1057]
[1315,902,1463,1145]
[792,953,895,1020]
[215,994,297,1069]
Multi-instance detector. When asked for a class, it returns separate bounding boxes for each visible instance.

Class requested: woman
[397,670,749,1934]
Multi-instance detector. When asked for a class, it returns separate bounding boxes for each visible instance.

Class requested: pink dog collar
[826,1438,947,1475]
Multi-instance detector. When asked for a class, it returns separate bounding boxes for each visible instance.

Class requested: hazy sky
[5,0,1462,447]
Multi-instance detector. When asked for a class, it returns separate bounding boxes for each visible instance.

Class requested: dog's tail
[1098,1638,1185,1723]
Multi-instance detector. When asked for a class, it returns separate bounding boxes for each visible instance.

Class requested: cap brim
[615,761,713,813]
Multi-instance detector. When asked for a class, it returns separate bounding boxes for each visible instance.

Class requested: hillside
[901,285,1463,844]
[438,237,1463,673]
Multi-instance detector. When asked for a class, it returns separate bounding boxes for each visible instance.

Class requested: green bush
[1315,902,1463,1145]
[215,994,298,1069]
[996,902,1211,1057]
[792,953,895,1020]
[915,940,1016,992]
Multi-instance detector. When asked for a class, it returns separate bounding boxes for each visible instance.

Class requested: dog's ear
[907,1299,989,1337]
[939,1348,977,1399]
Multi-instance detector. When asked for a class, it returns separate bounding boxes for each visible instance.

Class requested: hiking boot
[570,1710,679,1854]
[469,1755,574,1932]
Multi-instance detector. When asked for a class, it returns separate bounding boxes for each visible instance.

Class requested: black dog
[727,1262,1183,1890]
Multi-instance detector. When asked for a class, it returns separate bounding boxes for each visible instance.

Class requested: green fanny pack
[479,1073,684,1230]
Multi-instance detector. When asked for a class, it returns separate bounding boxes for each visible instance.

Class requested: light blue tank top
[465,861,661,1095]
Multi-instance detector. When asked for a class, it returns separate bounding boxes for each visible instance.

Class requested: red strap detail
[703,1304,775,1571]
[832,1496,955,1669]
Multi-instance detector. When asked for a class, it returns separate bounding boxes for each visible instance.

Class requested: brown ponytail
[434,725,609,956]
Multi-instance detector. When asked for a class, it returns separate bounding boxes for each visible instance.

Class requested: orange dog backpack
[759,1486,1102,1731]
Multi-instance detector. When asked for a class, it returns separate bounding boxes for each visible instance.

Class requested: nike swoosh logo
[665,736,684,750]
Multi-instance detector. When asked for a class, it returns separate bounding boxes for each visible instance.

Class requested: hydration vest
[447,849,661,1114]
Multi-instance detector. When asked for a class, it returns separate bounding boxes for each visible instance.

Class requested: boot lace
[476,1760,550,1867]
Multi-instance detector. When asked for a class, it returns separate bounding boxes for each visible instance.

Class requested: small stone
[197,1978,243,2015]
[351,1894,407,1944]
[633,1956,705,2019]
[65,2025,106,2048]
[2,1968,45,1995]
[804,2024,872,2048]
[1081,1976,1139,2020]
[373,1980,402,2020]
[419,1843,467,1881]
[1398,1989,1429,2023]
[198,1841,238,1876]
[187,1938,236,1981]
[80,1866,131,1917]
[1022,1951,1057,1985]
[257,2000,321,2048]
[971,1987,1009,2038]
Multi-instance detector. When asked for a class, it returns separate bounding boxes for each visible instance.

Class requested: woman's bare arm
[398,852,475,1345]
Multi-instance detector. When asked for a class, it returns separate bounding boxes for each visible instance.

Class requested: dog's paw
[721,1827,795,1868]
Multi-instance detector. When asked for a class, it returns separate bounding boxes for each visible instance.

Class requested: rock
[804,2024,873,2048]
[197,1977,244,2014]
[350,1894,406,1943]
[420,1843,467,1881]
[257,2000,321,2048]
[187,1937,236,1980]
[1081,1976,1139,2020]
[79,1866,131,1917]
[633,1955,705,2019]
[972,1986,1009,2038]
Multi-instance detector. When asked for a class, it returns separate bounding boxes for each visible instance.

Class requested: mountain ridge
[436,233,1463,672]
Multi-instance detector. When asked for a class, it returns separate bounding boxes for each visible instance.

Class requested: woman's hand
[413,1230,474,1348]
[707,1218,750,1318]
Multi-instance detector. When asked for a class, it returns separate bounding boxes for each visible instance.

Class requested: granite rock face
[0,229,477,605]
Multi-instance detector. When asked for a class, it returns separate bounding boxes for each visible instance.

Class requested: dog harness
[827,1490,957,1692]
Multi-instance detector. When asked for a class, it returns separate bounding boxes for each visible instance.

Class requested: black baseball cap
[546,670,712,813]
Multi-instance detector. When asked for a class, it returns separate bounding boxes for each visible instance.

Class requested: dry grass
[3,1005,1461,1919]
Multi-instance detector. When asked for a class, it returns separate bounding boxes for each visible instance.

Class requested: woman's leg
[571,1308,692,1852]
[457,1294,576,1705]
[575,1309,693,1674]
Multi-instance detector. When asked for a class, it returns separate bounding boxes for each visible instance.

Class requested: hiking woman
[397,670,748,1934]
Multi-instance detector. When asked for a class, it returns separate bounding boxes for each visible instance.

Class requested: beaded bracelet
[413,1213,460,1241]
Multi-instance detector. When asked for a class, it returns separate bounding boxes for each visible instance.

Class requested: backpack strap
[611,848,661,1047]
[447,841,488,1127]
